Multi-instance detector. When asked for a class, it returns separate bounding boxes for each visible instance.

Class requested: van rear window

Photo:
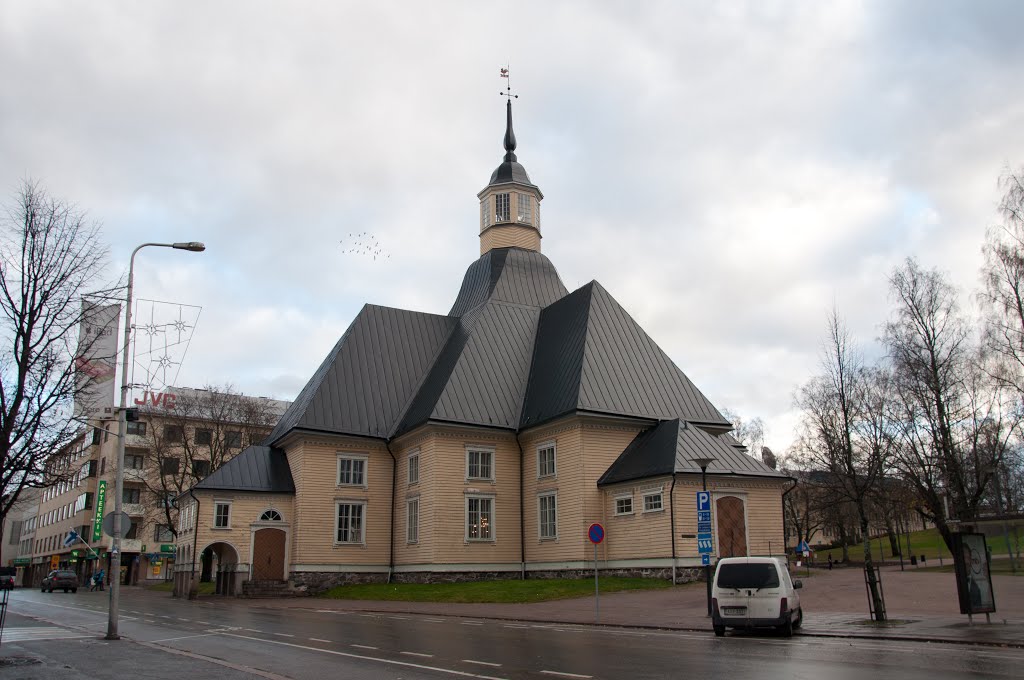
[717,563,780,589]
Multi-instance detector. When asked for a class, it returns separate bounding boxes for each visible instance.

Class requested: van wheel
[793,608,803,629]
[713,625,725,637]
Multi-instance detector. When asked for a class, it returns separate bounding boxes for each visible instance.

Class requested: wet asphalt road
[4,588,1023,679]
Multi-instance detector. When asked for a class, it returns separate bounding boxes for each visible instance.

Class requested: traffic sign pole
[588,523,605,623]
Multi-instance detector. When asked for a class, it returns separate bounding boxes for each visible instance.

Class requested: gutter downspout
[781,477,799,557]
[188,488,200,600]
[385,440,397,584]
[514,433,526,581]
[669,472,678,585]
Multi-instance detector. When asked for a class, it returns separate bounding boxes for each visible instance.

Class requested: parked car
[0,566,15,590]
[711,556,802,637]
[41,569,79,593]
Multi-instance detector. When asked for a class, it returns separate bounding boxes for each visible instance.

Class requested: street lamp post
[107,241,205,640]
[692,456,716,617]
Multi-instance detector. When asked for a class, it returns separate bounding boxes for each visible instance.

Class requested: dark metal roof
[521,282,732,429]
[194,445,295,493]
[597,419,785,486]
[267,304,455,445]
[448,248,567,317]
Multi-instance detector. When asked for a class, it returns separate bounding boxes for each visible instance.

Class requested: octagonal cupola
[478,99,544,255]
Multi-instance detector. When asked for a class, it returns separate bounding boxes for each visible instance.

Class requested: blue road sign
[701,554,710,565]
[697,510,711,523]
[697,536,713,553]
[588,523,605,545]
[697,521,712,534]
[696,491,710,512]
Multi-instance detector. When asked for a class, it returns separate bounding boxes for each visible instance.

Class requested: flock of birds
[339,232,391,261]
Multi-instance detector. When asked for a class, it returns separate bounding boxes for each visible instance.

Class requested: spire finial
[499,66,517,162]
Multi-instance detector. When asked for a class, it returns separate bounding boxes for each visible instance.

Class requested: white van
[711,556,803,637]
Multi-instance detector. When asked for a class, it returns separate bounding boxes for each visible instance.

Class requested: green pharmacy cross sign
[92,480,107,541]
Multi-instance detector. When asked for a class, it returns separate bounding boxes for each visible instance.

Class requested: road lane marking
[273,632,295,638]
[244,628,262,633]
[502,624,528,628]
[222,633,508,680]
[461,621,484,626]
[352,644,378,650]
[310,637,331,643]
[463,660,502,667]
[149,633,219,643]
[196,621,211,625]
[0,627,93,642]
[390,616,410,620]
[401,651,434,658]
[177,618,191,622]
[540,671,591,679]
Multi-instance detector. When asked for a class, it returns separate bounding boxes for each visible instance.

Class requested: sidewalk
[253,564,1024,647]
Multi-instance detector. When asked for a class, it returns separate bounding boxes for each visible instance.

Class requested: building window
[225,430,242,448]
[466,448,493,481]
[192,460,210,478]
[466,496,493,541]
[643,491,664,513]
[407,497,419,543]
[538,493,557,540]
[481,199,490,228]
[160,457,181,475]
[537,443,556,478]
[126,453,145,470]
[337,455,367,487]
[126,421,147,436]
[214,502,231,529]
[615,495,633,516]
[408,451,419,485]
[495,193,510,222]
[194,429,212,445]
[92,428,102,445]
[154,524,174,542]
[335,502,365,544]
[260,509,283,521]
[123,488,141,504]
[517,193,532,223]
[164,425,184,443]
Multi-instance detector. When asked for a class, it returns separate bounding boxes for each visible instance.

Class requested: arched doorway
[251,528,286,581]
[716,496,748,558]
[201,541,240,595]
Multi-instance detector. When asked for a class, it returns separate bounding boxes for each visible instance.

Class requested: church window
[337,454,368,487]
[259,509,283,521]
[517,194,532,223]
[481,199,490,228]
[408,451,420,485]
[615,495,633,516]
[538,492,557,539]
[495,193,510,222]
[537,442,556,478]
[466,496,493,541]
[335,502,365,544]
[407,497,419,543]
[214,501,231,529]
[643,491,664,513]
[466,448,493,481]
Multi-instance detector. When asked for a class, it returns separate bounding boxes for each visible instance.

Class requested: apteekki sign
[92,480,107,541]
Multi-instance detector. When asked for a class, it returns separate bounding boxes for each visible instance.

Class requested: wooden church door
[715,496,748,558]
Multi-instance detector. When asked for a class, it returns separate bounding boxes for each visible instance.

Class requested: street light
[107,241,205,640]
[692,456,716,617]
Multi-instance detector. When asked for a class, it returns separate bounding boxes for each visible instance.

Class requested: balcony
[123,503,146,516]
[124,468,146,483]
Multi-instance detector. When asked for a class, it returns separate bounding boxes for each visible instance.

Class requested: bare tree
[720,408,766,458]
[795,309,888,619]
[136,385,279,540]
[0,181,118,543]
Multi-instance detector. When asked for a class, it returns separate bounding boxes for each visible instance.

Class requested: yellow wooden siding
[288,438,393,566]
[671,477,786,560]
[602,476,674,561]
[480,225,540,254]
[190,492,294,567]
[520,422,584,564]
[392,436,435,566]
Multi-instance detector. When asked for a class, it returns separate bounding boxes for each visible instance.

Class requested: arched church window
[259,509,283,522]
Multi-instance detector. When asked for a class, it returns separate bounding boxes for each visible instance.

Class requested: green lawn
[319,576,675,604]
[846,527,1021,565]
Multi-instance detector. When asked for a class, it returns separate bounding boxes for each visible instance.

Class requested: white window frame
[213,501,232,529]
[517,193,532,223]
[614,494,634,516]
[481,198,490,228]
[466,446,494,482]
[465,495,495,542]
[334,501,366,545]
[642,490,664,513]
[406,497,419,544]
[538,492,557,540]
[407,450,420,486]
[495,193,510,222]
[536,441,556,479]
[337,453,368,488]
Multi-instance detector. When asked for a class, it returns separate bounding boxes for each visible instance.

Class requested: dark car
[0,567,15,590]
[41,569,79,593]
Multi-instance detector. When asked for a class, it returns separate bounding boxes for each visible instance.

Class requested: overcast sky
[3,1,1023,454]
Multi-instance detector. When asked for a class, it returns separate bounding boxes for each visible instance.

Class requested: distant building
[14,387,288,587]
[178,102,789,596]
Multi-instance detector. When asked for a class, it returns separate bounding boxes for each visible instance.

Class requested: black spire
[503,99,517,163]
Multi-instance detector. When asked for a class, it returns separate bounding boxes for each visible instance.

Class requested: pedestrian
[828,553,833,570]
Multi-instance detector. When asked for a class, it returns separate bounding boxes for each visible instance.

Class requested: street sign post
[588,523,604,622]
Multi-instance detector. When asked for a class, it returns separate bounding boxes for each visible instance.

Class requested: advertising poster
[952,532,996,615]
[74,301,120,419]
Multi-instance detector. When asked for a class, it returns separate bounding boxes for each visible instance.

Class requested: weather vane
[499,66,517,100]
